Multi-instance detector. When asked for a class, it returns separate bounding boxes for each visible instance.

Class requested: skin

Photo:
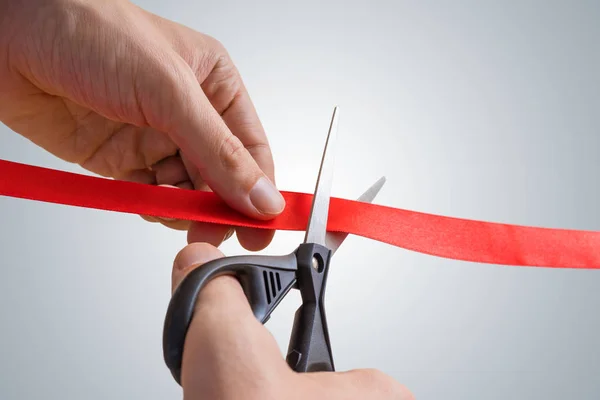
[174,243,414,400]
[0,0,414,397]
[0,0,283,250]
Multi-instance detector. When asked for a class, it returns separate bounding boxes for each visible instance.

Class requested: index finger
[199,55,278,250]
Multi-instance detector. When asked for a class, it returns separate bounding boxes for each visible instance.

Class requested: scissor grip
[286,243,335,372]
[163,253,298,385]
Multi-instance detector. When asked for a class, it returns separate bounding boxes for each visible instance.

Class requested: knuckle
[172,242,219,290]
[201,33,229,62]
[195,38,241,114]
[202,56,241,114]
[199,34,229,67]
[197,34,227,65]
[205,34,227,55]
[246,142,274,174]
[217,134,248,173]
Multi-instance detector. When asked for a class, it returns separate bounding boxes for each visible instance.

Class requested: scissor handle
[162,253,298,385]
[286,243,335,373]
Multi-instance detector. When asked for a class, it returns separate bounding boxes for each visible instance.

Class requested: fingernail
[174,252,193,271]
[249,177,285,215]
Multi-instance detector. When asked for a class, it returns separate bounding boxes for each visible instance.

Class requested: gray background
[1,0,599,398]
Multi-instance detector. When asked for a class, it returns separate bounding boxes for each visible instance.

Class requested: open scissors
[162,106,385,383]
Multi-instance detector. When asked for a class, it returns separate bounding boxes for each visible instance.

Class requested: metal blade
[304,106,339,246]
[325,176,386,254]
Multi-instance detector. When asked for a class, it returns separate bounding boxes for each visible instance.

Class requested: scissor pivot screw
[312,256,320,271]
[311,255,325,272]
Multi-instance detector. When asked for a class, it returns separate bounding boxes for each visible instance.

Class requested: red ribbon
[1,158,599,269]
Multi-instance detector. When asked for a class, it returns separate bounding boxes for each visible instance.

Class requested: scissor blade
[304,106,339,246]
[325,176,386,254]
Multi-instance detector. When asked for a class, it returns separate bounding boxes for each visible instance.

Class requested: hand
[171,242,415,400]
[0,0,283,250]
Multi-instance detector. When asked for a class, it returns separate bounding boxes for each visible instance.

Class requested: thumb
[155,64,285,221]
[171,243,291,398]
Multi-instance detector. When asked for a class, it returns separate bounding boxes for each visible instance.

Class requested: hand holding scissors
[163,107,414,398]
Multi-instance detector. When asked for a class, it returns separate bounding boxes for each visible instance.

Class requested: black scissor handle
[286,243,335,372]
[162,253,298,385]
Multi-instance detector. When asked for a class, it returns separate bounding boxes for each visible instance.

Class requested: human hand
[0,0,283,250]
[171,242,415,400]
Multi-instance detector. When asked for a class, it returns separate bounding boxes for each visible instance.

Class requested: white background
[1,1,599,398]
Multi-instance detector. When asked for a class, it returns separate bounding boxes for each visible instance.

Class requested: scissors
[162,106,386,383]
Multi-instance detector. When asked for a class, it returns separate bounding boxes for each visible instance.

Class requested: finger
[172,243,290,398]
[155,61,285,223]
[141,21,279,247]
[146,14,277,187]
[113,168,179,227]
[187,222,234,247]
[201,58,275,179]
[180,150,275,250]
[113,167,189,229]
[150,184,191,230]
[152,154,190,185]
[236,226,275,251]
[167,94,285,220]
[141,213,189,230]
[171,242,226,292]
[200,52,278,250]
[154,218,189,231]
[140,214,159,224]
[178,152,237,247]
[149,155,195,230]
